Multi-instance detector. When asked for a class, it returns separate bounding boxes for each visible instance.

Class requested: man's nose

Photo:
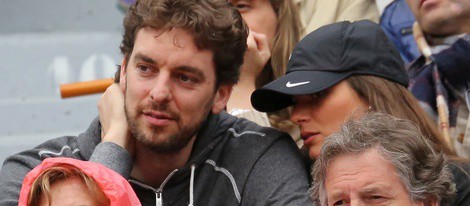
[349,199,367,206]
[150,73,172,104]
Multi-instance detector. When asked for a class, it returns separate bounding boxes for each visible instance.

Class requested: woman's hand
[241,30,271,80]
[227,31,271,111]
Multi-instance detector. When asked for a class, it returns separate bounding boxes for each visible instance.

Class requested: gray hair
[310,112,456,206]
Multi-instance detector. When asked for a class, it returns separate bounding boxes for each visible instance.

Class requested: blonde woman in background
[227,0,303,145]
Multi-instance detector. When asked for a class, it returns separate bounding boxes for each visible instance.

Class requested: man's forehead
[137,27,197,48]
[132,27,215,68]
[137,27,212,50]
[326,149,396,184]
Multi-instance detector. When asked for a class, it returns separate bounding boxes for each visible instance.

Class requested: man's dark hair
[114,0,248,86]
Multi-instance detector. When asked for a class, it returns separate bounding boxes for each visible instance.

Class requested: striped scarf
[408,34,470,127]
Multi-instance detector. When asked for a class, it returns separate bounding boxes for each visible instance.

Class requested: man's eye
[137,65,151,72]
[333,199,348,206]
[180,75,190,82]
[178,74,196,84]
[368,195,387,204]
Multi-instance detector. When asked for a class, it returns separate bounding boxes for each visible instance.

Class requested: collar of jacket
[164,111,237,185]
[85,111,237,181]
[79,111,238,194]
[428,33,470,54]
[188,111,237,165]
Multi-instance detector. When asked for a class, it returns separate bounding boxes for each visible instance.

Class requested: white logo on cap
[286,81,310,88]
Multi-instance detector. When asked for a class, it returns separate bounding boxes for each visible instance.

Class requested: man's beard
[124,97,213,154]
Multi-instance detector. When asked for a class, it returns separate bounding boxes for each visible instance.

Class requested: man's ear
[421,198,439,206]
[119,57,128,92]
[426,200,439,206]
[211,84,233,114]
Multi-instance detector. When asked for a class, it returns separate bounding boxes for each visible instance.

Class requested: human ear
[420,198,439,206]
[426,200,439,206]
[211,84,233,114]
[119,56,128,92]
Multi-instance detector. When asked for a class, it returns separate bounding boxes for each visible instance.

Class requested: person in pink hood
[18,157,141,206]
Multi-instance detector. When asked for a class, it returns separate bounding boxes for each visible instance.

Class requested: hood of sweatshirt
[18,157,141,206]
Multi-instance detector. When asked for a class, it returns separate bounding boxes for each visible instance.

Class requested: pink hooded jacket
[18,157,141,206]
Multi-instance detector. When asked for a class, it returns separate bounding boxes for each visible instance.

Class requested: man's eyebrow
[361,187,382,195]
[176,65,206,80]
[359,184,392,196]
[133,53,157,64]
[329,191,346,202]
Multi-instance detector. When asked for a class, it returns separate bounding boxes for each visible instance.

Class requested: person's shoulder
[3,134,85,167]
[230,113,290,141]
[449,160,470,174]
[217,115,311,205]
[222,113,300,161]
[0,121,101,206]
[447,160,470,205]
[209,111,296,156]
[209,112,299,160]
[217,111,287,137]
[229,109,271,127]
[4,118,101,165]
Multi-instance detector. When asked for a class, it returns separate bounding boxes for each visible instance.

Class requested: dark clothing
[0,112,312,205]
[408,35,470,158]
[408,36,470,125]
[448,161,470,205]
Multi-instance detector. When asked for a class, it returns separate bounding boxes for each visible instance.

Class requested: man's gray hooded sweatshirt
[0,111,312,205]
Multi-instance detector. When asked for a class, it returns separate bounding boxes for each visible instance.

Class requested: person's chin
[308,147,320,160]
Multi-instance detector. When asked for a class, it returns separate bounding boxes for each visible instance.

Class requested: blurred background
[0,1,126,163]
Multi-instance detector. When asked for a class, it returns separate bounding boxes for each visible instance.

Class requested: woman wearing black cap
[251,20,470,206]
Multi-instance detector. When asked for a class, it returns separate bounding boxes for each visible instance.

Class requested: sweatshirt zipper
[128,169,178,206]
[156,169,178,206]
[156,191,162,206]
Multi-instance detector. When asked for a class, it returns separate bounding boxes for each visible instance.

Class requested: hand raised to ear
[98,83,135,157]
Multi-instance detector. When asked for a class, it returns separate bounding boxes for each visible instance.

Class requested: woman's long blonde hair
[260,0,303,133]
[347,75,455,157]
[256,0,303,88]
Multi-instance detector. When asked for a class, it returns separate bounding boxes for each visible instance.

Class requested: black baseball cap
[251,20,408,112]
